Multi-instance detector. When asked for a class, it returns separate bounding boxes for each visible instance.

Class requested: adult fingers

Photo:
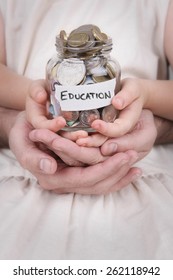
[60,130,88,141]
[76,133,108,147]
[30,128,107,165]
[9,112,58,174]
[37,150,138,191]
[53,151,140,194]
[29,128,82,166]
[108,167,142,193]
[101,110,157,158]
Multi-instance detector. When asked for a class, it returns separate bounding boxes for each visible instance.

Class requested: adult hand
[29,127,141,194]
[38,150,140,195]
[101,109,157,160]
[9,111,58,174]
[9,111,141,194]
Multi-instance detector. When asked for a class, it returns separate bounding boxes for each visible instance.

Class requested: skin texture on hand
[0,107,19,148]
[29,127,141,194]
[65,79,149,148]
[26,79,66,132]
[101,110,157,160]
[9,111,141,195]
[154,116,173,145]
[9,111,58,175]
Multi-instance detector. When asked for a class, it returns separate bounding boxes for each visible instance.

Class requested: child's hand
[26,79,107,146]
[110,77,147,136]
[77,78,147,145]
[93,78,146,136]
[26,79,66,132]
[59,130,108,148]
[71,78,148,148]
[26,77,148,148]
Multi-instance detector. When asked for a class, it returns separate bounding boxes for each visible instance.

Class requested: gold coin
[76,24,101,33]
[73,24,100,40]
[51,63,59,78]
[77,51,95,60]
[60,30,67,46]
[68,32,89,48]
[106,63,116,79]
[92,27,108,43]
[100,32,108,41]
[92,75,110,83]
[46,59,59,79]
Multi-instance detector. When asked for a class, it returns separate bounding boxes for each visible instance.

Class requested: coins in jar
[46,24,121,131]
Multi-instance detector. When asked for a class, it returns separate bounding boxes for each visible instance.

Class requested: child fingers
[112,78,140,110]
[29,80,48,104]
[32,116,66,131]
[91,99,143,137]
[60,130,88,141]
[30,128,106,165]
[76,133,108,147]
[26,94,66,131]
[109,167,142,193]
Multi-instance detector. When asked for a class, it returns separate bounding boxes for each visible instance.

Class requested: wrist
[0,107,19,147]
[141,79,153,109]
[0,63,32,110]
[154,116,173,144]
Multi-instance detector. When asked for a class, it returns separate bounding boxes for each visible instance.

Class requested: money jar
[46,24,121,132]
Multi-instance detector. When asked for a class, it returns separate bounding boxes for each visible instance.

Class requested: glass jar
[46,24,121,132]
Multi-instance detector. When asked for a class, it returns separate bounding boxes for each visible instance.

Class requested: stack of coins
[56,24,113,58]
[47,24,120,131]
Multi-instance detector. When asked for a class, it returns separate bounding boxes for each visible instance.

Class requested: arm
[0,63,31,110]
[113,78,173,120]
[0,10,5,64]
[0,107,19,148]
[164,0,173,68]
[0,11,31,110]
[154,116,173,144]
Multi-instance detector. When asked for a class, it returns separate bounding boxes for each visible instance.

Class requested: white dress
[0,0,173,259]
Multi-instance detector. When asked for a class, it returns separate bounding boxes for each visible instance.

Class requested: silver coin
[57,58,86,86]
[83,75,94,85]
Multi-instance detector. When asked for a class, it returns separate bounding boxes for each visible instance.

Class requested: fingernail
[108,143,117,154]
[115,97,124,108]
[92,122,101,131]
[132,173,142,182]
[36,90,45,99]
[129,154,139,165]
[40,158,52,174]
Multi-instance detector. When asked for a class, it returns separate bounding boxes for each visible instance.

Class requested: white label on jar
[53,78,116,111]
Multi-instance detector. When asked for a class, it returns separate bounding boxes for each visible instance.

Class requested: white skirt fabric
[0,145,173,260]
